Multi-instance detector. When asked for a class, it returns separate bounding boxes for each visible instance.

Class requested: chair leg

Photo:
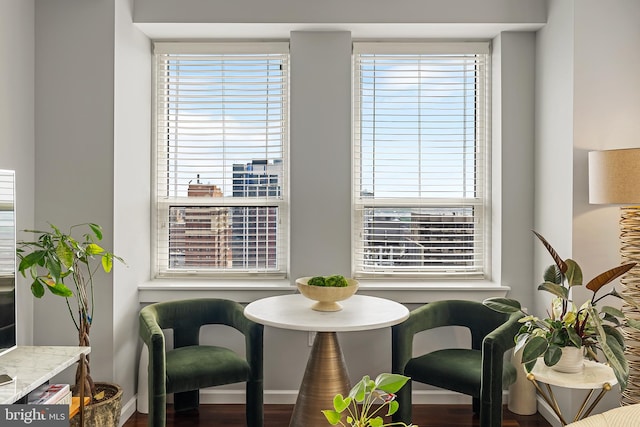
[393,380,412,424]
[150,392,166,427]
[472,397,480,414]
[246,380,264,427]
[479,396,503,427]
[174,390,199,412]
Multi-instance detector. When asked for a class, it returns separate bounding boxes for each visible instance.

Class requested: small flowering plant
[322,373,416,427]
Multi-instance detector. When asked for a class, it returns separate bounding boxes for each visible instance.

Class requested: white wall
[289,31,352,280]
[573,0,640,288]
[4,0,636,422]
[34,0,116,393]
[572,0,640,416]
[129,2,542,407]
[133,0,547,26]
[0,0,35,346]
[492,31,537,305]
[114,0,151,418]
[16,0,546,413]
[534,1,640,424]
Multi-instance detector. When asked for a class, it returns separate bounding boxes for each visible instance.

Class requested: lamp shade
[588,148,640,205]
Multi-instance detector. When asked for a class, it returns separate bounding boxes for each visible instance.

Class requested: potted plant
[483,231,640,390]
[17,222,125,425]
[322,373,416,427]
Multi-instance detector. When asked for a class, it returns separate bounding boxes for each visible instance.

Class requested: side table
[527,358,617,426]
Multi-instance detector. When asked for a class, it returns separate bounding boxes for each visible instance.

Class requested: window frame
[152,41,290,279]
[351,41,491,280]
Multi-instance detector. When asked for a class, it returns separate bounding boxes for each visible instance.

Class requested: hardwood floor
[122,404,552,426]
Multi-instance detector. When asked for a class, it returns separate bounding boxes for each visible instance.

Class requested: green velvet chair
[392,299,523,427]
[139,298,264,427]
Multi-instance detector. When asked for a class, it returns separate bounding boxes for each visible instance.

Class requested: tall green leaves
[16,223,124,319]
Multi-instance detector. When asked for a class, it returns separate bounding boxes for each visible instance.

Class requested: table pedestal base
[289,332,351,427]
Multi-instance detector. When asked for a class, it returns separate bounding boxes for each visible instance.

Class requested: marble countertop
[0,346,91,404]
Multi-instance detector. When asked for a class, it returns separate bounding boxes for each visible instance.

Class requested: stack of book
[28,383,72,405]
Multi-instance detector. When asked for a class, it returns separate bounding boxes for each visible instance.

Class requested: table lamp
[589,148,640,405]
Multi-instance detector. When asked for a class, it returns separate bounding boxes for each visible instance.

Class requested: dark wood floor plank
[122,404,552,427]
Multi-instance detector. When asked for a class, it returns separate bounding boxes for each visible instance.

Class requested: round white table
[244,294,409,427]
[527,359,618,425]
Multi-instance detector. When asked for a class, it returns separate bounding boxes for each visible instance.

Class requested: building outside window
[352,42,490,278]
[153,42,289,278]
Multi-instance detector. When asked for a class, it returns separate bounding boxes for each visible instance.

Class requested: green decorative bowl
[295,277,359,312]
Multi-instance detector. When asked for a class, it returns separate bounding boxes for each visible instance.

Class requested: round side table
[527,358,618,426]
[244,294,409,427]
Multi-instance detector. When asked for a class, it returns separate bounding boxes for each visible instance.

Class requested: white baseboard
[120,395,138,426]
[132,389,502,406]
[198,388,508,405]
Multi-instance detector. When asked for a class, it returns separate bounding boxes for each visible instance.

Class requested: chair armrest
[392,302,446,374]
[483,311,523,355]
[481,311,523,389]
[139,307,167,402]
[220,301,264,382]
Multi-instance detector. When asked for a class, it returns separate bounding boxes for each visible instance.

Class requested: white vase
[551,346,584,373]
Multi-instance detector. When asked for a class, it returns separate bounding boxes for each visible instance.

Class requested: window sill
[138,278,510,304]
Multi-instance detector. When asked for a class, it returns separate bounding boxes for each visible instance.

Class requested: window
[153,42,289,278]
[352,42,490,278]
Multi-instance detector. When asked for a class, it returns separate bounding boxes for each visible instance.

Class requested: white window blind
[352,42,490,278]
[154,42,289,277]
[0,171,15,278]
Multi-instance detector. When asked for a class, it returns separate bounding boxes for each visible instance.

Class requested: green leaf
[627,318,640,330]
[588,305,629,391]
[55,243,74,268]
[89,223,103,240]
[543,265,562,284]
[30,279,45,298]
[605,335,628,392]
[522,336,548,364]
[102,253,113,273]
[602,313,621,326]
[566,327,583,348]
[349,376,368,402]
[537,282,569,299]
[18,250,46,274]
[601,306,624,318]
[544,345,562,366]
[85,243,104,256]
[387,400,399,416]
[482,298,521,313]
[47,282,73,297]
[45,256,62,284]
[603,325,625,349]
[524,358,537,373]
[370,416,384,427]
[374,373,410,394]
[612,289,640,313]
[321,410,342,425]
[564,259,583,287]
[332,394,350,413]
